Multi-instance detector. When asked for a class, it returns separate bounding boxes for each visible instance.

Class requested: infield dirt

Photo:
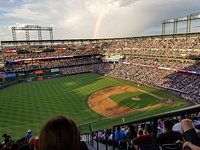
[88,86,173,118]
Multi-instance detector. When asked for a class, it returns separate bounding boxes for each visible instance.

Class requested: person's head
[137,128,143,136]
[178,115,186,122]
[28,136,39,150]
[128,124,135,131]
[163,119,174,132]
[27,130,32,134]
[117,126,121,131]
[3,134,12,145]
[2,134,8,138]
[144,124,152,135]
[28,137,35,147]
[39,116,80,150]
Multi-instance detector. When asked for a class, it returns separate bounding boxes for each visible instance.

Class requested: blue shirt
[25,133,32,139]
[114,130,125,141]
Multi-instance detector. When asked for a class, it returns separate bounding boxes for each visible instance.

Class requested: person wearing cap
[25,129,32,140]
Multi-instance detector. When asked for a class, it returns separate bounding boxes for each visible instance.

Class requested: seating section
[92,113,200,150]
[1,34,200,149]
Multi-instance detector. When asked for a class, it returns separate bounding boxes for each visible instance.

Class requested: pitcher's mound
[131,97,141,101]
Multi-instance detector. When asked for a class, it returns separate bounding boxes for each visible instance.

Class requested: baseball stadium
[0,12,200,150]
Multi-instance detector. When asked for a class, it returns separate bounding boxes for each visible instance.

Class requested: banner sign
[5,73,16,78]
[4,50,16,53]
[10,55,74,62]
[51,68,59,73]
[0,73,6,79]
[34,70,44,75]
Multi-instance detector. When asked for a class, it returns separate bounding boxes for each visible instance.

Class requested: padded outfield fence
[81,105,200,150]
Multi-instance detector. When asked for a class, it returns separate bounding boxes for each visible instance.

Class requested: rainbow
[93,11,104,38]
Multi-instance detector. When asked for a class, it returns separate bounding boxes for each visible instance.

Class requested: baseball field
[0,73,189,139]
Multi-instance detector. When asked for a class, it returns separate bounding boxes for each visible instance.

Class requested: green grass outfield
[0,73,188,139]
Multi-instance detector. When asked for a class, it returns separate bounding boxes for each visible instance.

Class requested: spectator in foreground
[137,128,144,137]
[181,119,200,150]
[132,124,153,150]
[182,141,200,150]
[125,124,137,139]
[114,126,125,147]
[157,119,183,144]
[39,116,80,150]
[28,136,39,150]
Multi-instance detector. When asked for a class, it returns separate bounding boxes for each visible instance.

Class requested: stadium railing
[81,104,200,150]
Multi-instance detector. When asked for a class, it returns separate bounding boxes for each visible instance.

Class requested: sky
[0,0,200,42]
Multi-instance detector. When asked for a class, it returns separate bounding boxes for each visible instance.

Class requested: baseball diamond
[0,73,188,138]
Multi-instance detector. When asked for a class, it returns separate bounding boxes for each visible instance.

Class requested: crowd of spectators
[95,56,200,104]
[1,34,200,104]
[3,50,100,61]
[0,116,89,150]
[3,43,101,60]
[1,113,199,150]
[2,34,200,68]
[103,36,200,58]
[60,64,95,75]
[2,37,200,105]
[1,44,200,103]
[94,113,200,150]
[0,35,200,150]
[2,34,200,62]
[4,57,101,72]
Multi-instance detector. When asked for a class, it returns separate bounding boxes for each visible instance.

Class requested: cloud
[0,0,200,42]
[9,0,16,3]
[0,25,12,40]
[111,0,139,7]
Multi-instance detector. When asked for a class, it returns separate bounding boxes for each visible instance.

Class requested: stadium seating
[1,34,200,150]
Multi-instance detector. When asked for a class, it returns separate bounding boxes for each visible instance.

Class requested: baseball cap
[27,129,32,133]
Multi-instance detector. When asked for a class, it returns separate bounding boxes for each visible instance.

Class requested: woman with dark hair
[39,116,80,150]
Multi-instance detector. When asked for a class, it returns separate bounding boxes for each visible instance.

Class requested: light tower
[11,25,53,41]
[162,12,200,35]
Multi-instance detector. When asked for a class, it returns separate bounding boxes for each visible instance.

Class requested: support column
[38,28,42,41]
[12,27,17,41]
[25,29,30,41]
[162,20,166,35]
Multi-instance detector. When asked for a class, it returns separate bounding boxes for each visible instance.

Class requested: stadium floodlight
[178,17,187,22]
[190,13,200,20]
